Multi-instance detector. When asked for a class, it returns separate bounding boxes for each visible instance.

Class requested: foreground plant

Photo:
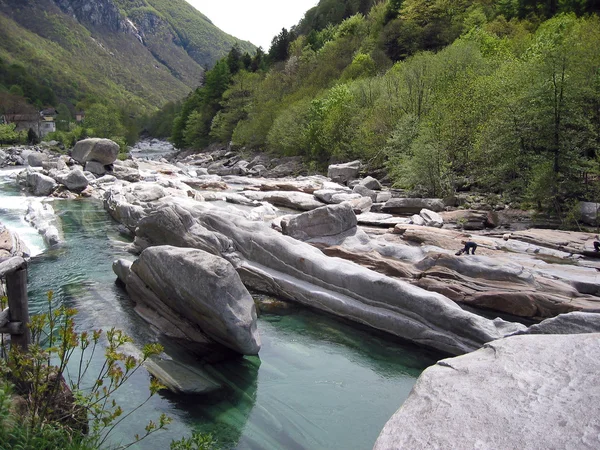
[1,291,171,449]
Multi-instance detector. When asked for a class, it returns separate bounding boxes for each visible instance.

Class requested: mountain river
[0,161,441,449]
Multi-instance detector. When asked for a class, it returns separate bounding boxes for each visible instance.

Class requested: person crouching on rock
[594,235,600,252]
[456,240,477,255]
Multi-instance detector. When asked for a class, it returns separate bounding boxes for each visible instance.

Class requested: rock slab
[374,333,600,450]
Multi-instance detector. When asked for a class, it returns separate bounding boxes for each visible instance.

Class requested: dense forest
[149,0,600,218]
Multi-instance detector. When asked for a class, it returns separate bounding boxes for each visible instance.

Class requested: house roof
[40,108,58,116]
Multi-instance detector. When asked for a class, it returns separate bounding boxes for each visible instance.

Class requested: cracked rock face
[54,0,121,31]
[374,333,600,450]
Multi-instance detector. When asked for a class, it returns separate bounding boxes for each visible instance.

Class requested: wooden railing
[0,256,30,351]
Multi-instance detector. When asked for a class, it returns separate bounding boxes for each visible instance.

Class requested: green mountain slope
[0,0,255,111]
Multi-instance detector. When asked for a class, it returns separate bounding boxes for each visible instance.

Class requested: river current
[0,161,441,449]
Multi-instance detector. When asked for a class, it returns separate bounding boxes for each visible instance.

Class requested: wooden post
[5,267,30,350]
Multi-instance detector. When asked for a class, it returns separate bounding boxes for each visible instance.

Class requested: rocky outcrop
[241,190,326,211]
[515,311,600,335]
[123,245,260,355]
[132,201,525,355]
[374,333,600,450]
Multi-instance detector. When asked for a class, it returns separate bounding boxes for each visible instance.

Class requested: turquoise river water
[0,168,442,449]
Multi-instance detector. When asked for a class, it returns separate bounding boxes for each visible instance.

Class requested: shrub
[0,291,170,449]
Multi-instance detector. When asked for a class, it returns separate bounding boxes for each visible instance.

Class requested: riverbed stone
[27,152,48,167]
[359,176,382,191]
[144,358,221,395]
[26,171,57,196]
[352,184,377,201]
[24,200,62,246]
[126,245,260,355]
[327,160,361,184]
[57,169,89,192]
[112,258,132,284]
[374,333,600,450]
[420,209,443,227]
[241,190,325,211]
[281,203,357,241]
[0,224,30,259]
[71,138,120,165]
[515,311,600,335]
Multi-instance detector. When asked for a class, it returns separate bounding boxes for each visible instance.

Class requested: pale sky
[185,0,318,50]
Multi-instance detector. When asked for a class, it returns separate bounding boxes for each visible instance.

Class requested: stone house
[2,109,57,138]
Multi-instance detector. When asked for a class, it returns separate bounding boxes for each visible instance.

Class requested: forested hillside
[163,0,600,217]
[0,0,254,146]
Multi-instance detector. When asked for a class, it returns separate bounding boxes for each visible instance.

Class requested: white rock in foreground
[374,333,600,450]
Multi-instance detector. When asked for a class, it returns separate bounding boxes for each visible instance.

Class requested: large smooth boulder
[359,176,382,191]
[281,203,357,241]
[125,245,260,355]
[327,160,361,184]
[382,198,445,214]
[374,333,600,450]
[71,138,119,165]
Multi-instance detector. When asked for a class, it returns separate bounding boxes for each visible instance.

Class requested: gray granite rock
[133,202,525,355]
[57,169,89,192]
[72,138,119,165]
[281,203,357,241]
[126,245,260,355]
[374,333,600,450]
[242,190,325,211]
[359,176,382,191]
[382,198,445,214]
[27,152,48,167]
[327,160,361,184]
[580,201,600,226]
[515,311,600,335]
[420,208,443,227]
[85,160,108,176]
[112,258,132,284]
[26,171,57,196]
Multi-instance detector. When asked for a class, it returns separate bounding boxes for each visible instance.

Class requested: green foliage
[0,123,24,145]
[160,0,600,218]
[83,103,125,139]
[170,432,219,450]
[0,292,169,449]
[44,126,85,149]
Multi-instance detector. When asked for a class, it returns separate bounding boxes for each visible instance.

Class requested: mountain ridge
[0,0,255,111]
